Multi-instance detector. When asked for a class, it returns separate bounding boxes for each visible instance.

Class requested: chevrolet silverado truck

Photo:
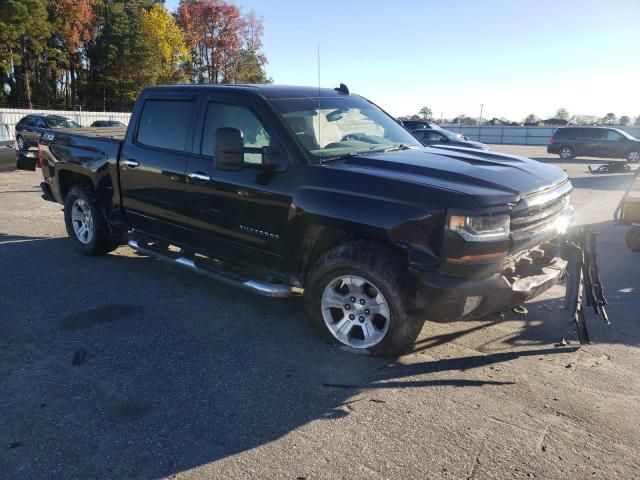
[26,84,575,356]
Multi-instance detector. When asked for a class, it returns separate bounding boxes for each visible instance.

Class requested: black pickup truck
[26,84,575,356]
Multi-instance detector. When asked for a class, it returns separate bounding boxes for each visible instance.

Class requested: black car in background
[413,128,490,150]
[15,114,82,150]
[401,120,443,131]
[547,127,640,161]
[90,120,126,127]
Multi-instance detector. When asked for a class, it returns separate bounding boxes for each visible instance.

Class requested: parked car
[547,127,640,161]
[25,84,575,356]
[15,114,82,150]
[401,120,442,131]
[0,123,16,168]
[413,128,490,150]
[90,120,127,127]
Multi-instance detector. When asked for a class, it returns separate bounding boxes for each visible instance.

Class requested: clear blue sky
[165,0,640,121]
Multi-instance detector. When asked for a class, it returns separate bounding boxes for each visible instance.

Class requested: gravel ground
[1,146,639,479]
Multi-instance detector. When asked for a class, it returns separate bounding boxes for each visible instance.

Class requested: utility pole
[479,104,484,125]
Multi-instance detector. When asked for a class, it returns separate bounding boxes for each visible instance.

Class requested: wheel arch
[297,224,411,285]
[57,168,94,201]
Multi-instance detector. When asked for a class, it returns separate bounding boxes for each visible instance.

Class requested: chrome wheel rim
[628,151,640,162]
[320,275,391,349]
[71,199,94,244]
[17,136,24,150]
[560,147,572,159]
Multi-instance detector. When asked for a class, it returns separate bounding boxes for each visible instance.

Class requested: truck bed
[40,127,124,173]
[57,126,127,140]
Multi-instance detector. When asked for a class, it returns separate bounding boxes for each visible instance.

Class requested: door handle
[122,159,139,168]
[188,172,211,182]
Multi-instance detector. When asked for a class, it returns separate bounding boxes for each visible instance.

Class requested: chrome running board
[128,238,292,298]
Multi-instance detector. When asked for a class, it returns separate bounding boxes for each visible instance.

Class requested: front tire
[304,241,424,357]
[64,184,122,256]
[559,146,575,159]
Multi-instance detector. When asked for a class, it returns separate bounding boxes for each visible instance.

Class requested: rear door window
[555,128,575,138]
[578,129,604,140]
[136,99,196,152]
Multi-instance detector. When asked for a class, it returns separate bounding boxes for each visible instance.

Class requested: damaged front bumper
[409,255,567,322]
[409,202,576,322]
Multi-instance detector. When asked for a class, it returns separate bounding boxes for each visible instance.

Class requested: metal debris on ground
[564,226,610,344]
[588,162,634,174]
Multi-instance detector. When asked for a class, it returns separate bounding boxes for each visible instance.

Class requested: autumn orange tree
[177,0,269,84]
[50,0,94,109]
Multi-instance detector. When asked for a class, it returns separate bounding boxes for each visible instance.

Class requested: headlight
[448,213,510,242]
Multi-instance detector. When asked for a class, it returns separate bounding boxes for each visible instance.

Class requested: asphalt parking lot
[1,145,639,479]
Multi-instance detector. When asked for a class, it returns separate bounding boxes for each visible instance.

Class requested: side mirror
[215,127,244,171]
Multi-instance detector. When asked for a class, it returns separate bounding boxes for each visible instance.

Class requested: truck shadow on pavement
[0,232,636,478]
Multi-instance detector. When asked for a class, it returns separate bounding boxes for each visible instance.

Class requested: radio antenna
[317,44,321,155]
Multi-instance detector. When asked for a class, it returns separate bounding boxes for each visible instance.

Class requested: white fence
[0,108,132,132]
[2,108,638,146]
[440,125,640,145]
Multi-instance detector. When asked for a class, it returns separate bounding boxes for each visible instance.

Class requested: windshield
[615,129,636,140]
[0,124,10,141]
[270,96,422,159]
[46,116,82,128]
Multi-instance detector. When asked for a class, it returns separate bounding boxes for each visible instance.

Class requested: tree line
[0,0,270,111]
[401,106,640,126]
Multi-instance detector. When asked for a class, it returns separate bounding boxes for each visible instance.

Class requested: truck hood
[326,146,569,207]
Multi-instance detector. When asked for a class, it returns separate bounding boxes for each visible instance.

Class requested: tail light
[548,136,557,145]
[38,144,45,169]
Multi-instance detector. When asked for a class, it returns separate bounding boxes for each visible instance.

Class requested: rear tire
[16,135,25,151]
[625,227,640,252]
[304,240,424,357]
[559,146,575,159]
[64,184,123,256]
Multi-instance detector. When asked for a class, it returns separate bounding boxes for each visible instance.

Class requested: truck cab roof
[143,84,355,100]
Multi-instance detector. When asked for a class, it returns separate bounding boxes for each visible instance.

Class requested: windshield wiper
[321,152,364,164]
[382,144,412,152]
[321,144,414,163]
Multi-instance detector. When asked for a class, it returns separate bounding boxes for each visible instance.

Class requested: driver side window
[202,103,270,165]
[425,131,445,142]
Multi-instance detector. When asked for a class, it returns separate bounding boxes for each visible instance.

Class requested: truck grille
[510,181,572,234]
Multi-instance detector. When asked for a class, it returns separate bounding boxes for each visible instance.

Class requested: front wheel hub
[320,275,391,349]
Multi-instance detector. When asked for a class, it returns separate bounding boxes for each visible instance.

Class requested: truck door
[119,95,198,243]
[185,97,292,273]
